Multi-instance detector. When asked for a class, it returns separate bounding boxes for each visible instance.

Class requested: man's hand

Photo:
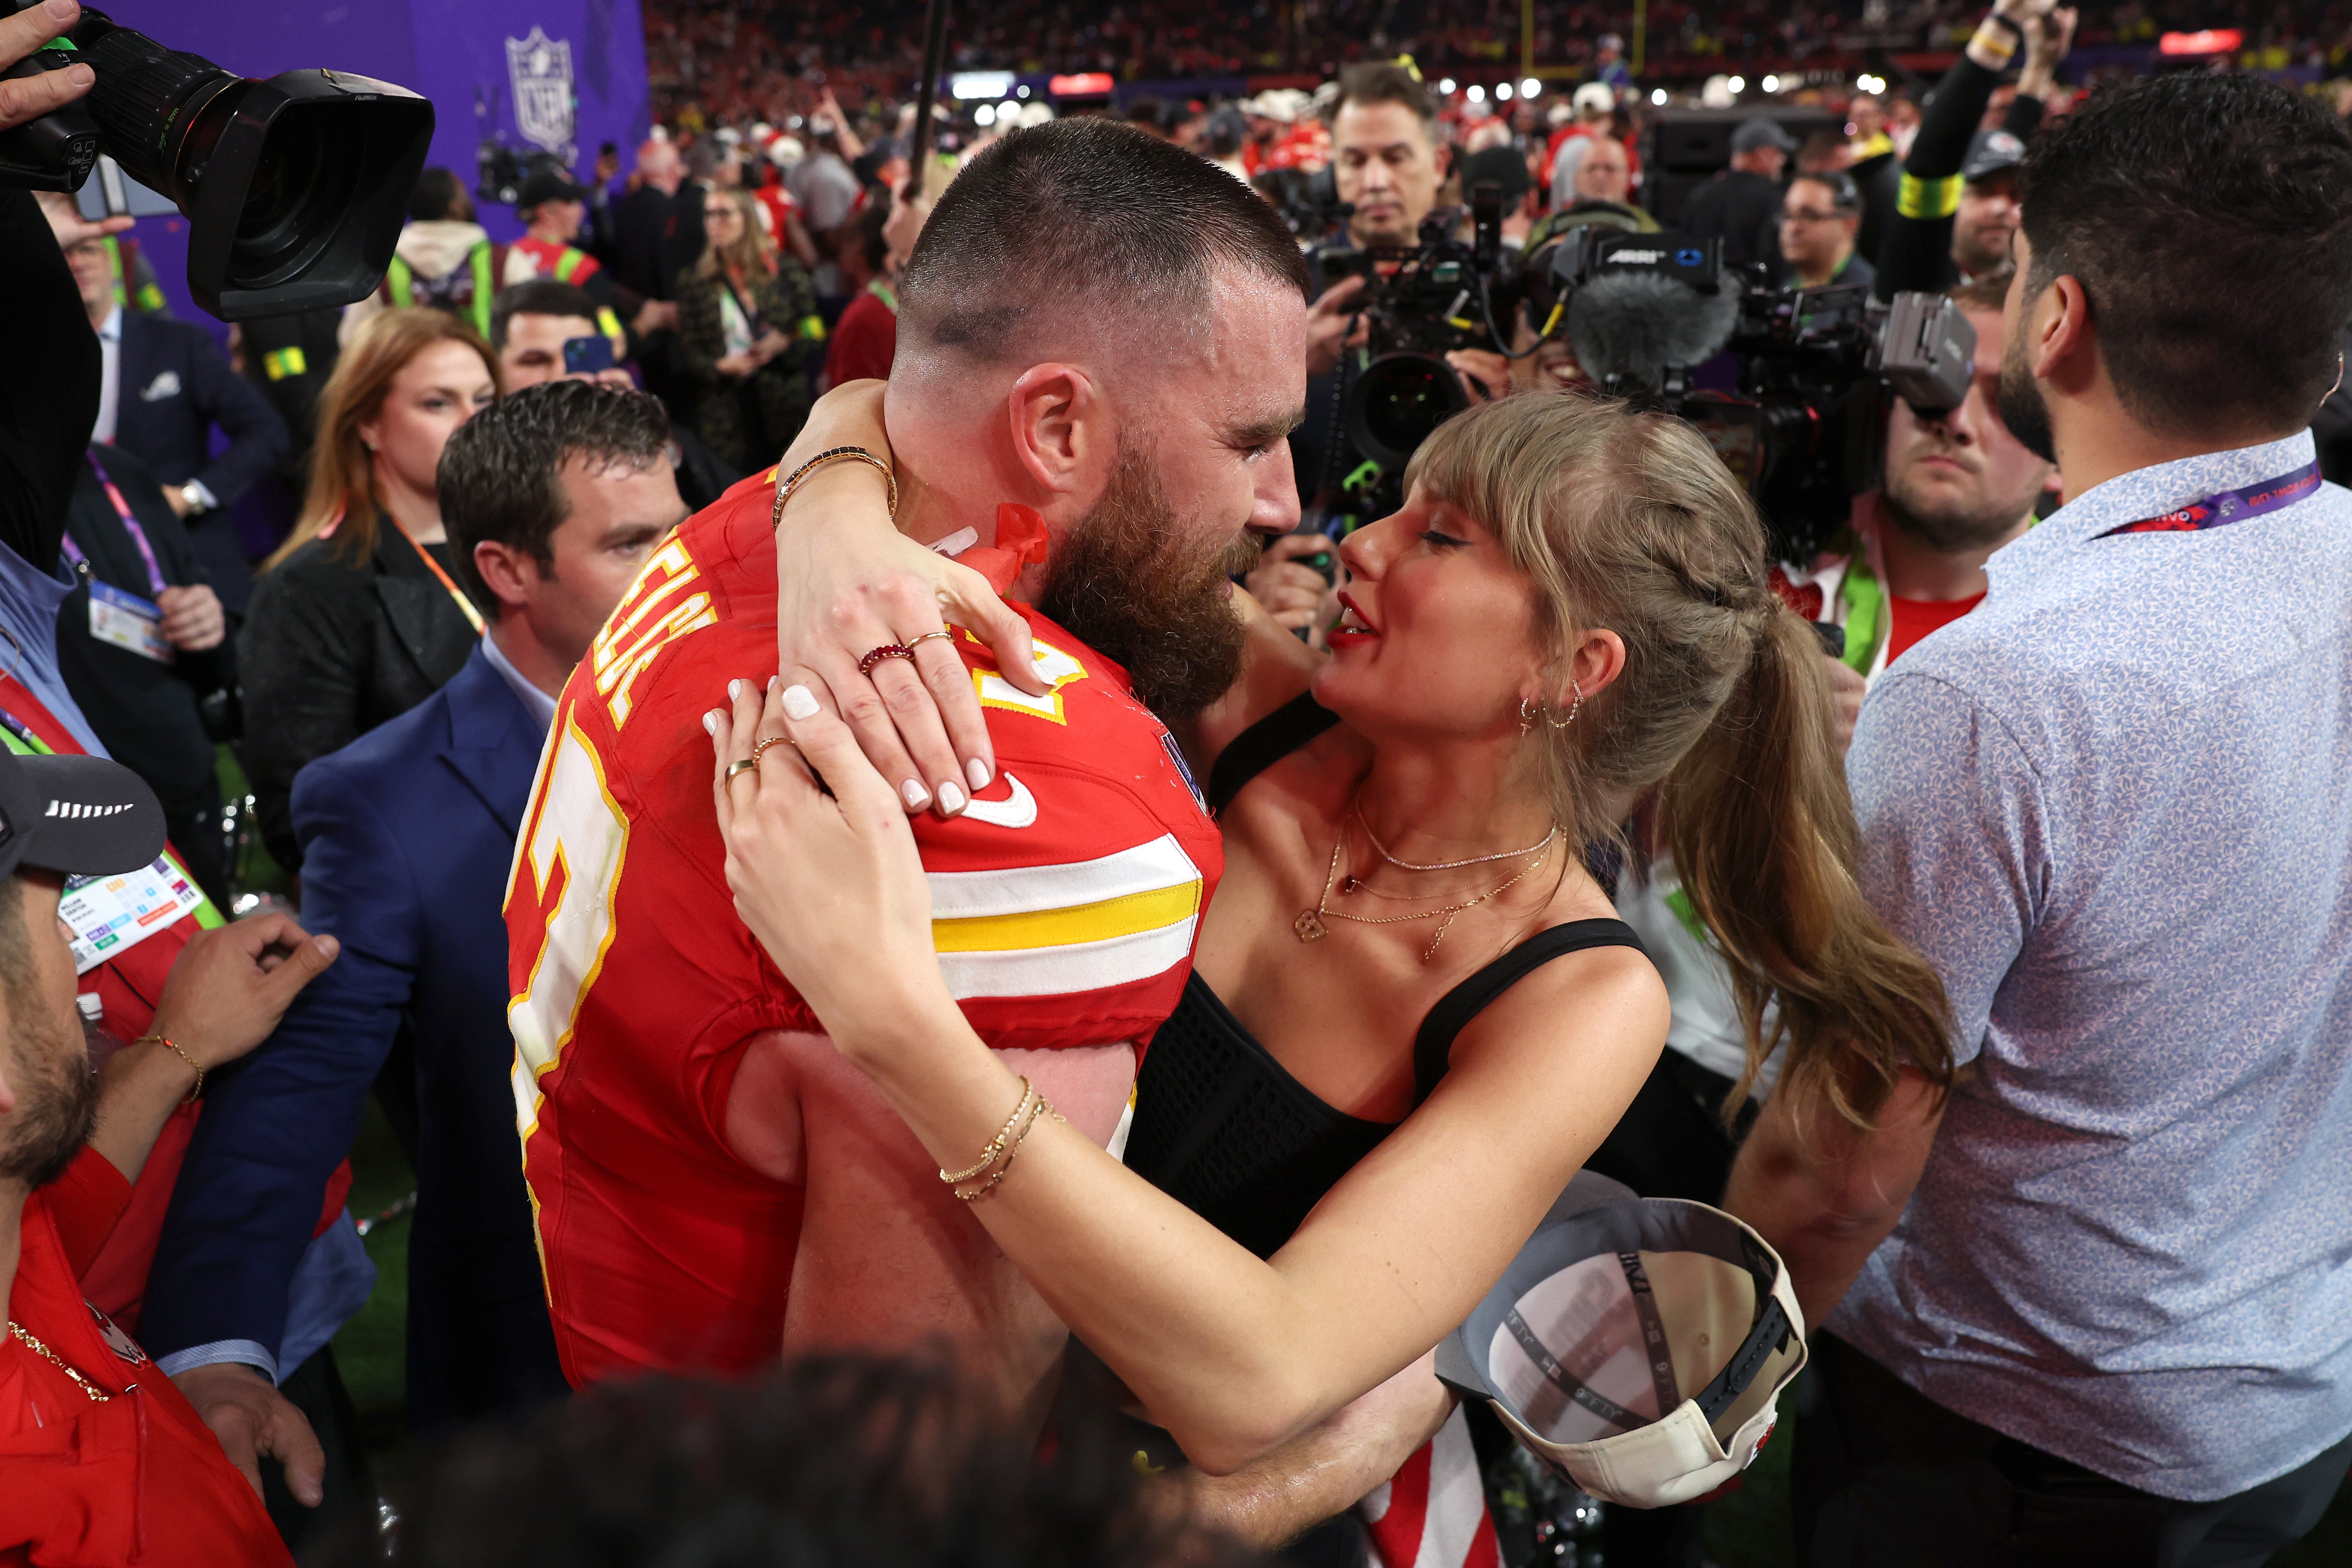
[1306,275,1371,378]
[162,486,193,518]
[32,187,130,250]
[632,298,678,336]
[594,147,621,185]
[0,0,97,136]
[1822,653,1866,761]
[150,914,340,1072]
[1246,533,1332,632]
[156,583,226,652]
[715,350,757,379]
[2019,5,2078,97]
[1182,1353,1456,1549]
[171,1362,325,1507]
[1445,347,1512,405]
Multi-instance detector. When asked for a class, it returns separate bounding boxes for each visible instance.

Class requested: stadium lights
[1497,82,1513,100]
[1466,83,1487,103]
[1728,75,1746,93]
[950,70,1015,100]
[1017,84,1032,97]
[1521,77,1541,97]
[1856,72,1886,93]
[1439,77,1458,94]
[974,103,996,126]
[1651,87,1668,105]
[1762,74,1780,91]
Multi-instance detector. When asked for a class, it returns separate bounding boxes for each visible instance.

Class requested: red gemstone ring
[858,643,916,676]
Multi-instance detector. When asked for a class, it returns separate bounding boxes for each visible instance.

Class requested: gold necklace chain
[1354,798,1557,872]
[8,1320,110,1402]
[1296,835,1555,964]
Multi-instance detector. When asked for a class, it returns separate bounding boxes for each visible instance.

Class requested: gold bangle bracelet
[136,1033,203,1104]
[955,1094,1065,1202]
[771,446,898,529]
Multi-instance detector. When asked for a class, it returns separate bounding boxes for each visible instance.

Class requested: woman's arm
[714,684,1669,1473]
[238,562,370,871]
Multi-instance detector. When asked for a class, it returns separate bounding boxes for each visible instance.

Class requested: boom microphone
[1566,270,1743,396]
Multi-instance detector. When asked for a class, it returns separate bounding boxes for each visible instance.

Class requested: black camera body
[1544,226,1978,559]
[1325,181,1523,473]
[0,5,432,320]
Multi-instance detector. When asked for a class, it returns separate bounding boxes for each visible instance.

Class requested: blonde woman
[675,185,822,469]
[241,308,497,869]
[709,393,1952,1531]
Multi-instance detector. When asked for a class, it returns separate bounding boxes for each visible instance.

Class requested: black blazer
[239,522,483,871]
[114,311,291,616]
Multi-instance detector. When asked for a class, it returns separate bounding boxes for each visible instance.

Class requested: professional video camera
[1313,180,1524,473]
[1526,226,1977,559]
[477,140,573,209]
[0,2,432,320]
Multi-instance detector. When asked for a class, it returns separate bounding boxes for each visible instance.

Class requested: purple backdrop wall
[96,0,651,336]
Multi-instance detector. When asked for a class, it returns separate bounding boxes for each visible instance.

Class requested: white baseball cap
[1573,82,1615,116]
[1433,1173,1807,1508]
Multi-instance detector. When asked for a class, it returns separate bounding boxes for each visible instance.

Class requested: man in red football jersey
[505,119,1309,1427]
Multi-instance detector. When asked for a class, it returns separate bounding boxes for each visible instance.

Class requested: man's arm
[1723,1069,1945,1327]
[182,327,292,513]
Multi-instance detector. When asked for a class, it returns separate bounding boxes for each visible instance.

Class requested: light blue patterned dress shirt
[1833,431,2352,1503]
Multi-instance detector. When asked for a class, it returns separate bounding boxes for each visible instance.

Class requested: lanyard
[2096,462,2321,538]
[64,453,168,598]
[401,528,486,636]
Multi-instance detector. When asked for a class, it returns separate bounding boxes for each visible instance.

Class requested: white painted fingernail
[903,779,931,809]
[767,674,780,694]
[728,678,745,702]
[966,757,991,790]
[938,781,966,814]
[781,684,820,720]
[702,710,720,736]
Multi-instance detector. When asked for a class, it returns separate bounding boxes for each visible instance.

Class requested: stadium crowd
[3,0,2352,1566]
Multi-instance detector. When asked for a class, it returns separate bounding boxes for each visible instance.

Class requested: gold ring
[725,757,759,781]
[750,736,794,766]
[906,628,956,651]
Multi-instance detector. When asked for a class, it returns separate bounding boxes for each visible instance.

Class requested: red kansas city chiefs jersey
[504,476,1223,1387]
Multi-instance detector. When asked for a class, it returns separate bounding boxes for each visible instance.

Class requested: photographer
[1874,0,2074,298]
[1730,74,2352,1562]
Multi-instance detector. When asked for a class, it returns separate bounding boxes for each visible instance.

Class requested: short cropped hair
[1790,170,1859,214]
[408,168,470,224]
[2018,73,2352,437]
[437,381,671,611]
[896,119,1309,365]
[490,279,601,351]
[1328,62,1439,135]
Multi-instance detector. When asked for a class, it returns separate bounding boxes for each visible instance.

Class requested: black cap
[516,170,589,211]
[0,749,165,884]
[1731,117,1798,155]
[1962,128,2026,183]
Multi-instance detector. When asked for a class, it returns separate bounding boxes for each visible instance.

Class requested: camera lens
[1346,353,1471,471]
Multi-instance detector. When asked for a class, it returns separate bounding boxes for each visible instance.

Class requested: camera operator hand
[0,0,98,134]
[33,188,128,249]
[1306,274,1371,377]
[1247,534,1332,631]
[1445,347,1512,405]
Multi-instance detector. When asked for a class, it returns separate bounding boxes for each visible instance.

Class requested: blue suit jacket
[113,311,290,614]
[144,647,567,1429]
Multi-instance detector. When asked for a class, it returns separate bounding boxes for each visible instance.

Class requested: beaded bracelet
[137,1033,204,1103]
[954,1094,1065,1202]
[771,446,898,530]
[940,1078,1039,1186]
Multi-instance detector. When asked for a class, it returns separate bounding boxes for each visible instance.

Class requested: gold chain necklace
[1353,800,1558,873]
[8,1320,110,1402]
[1295,832,1556,964]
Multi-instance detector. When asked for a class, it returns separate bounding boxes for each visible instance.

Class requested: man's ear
[2031,273,2098,400]
[1004,362,1112,499]
[471,539,541,616]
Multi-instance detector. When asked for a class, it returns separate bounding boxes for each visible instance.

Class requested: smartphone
[563,334,619,375]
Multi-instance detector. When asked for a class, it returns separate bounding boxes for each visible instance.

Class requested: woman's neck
[1352,734,1556,871]
[377,464,444,545]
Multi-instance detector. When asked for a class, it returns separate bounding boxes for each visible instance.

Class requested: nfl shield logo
[506,27,576,154]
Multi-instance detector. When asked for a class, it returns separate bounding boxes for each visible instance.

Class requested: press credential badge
[63,859,203,972]
[88,581,174,664]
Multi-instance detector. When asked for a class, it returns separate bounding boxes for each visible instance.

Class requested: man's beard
[1038,448,1255,719]
[0,1005,95,1190]
[1997,314,2059,464]
[1884,445,2042,554]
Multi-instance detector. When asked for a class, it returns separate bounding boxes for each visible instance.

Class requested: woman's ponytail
[1658,599,1954,1130]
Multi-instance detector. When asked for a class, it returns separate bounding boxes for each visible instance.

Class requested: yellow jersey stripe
[939,918,1199,1001]
[933,878,1200,953]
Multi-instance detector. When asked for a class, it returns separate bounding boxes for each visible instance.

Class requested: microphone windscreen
[1566,272,1743,394]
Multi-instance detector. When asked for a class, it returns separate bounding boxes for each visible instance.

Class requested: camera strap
[2094,461,2320,538]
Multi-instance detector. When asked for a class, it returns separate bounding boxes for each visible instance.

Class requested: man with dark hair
[1779,170,1874,292]
[1730,73,2352,1564]
[1678,116,1794,273]
[510,114,1305,1425]
[143,385,685,1469]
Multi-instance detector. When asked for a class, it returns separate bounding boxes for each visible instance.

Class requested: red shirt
[506,474,1223,1387]
[824,285,897,388]
[509,234,602,285]
[1,1149,290,1568]
[1886,591,1985,664]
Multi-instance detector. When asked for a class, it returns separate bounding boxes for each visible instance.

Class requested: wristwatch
[177,482,208,516]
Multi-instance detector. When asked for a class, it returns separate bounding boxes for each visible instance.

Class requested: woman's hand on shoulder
[709,674,954,1052]
[773,381,1044,819]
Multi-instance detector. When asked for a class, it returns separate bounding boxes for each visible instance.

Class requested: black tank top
[1124,693,1649,1259]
